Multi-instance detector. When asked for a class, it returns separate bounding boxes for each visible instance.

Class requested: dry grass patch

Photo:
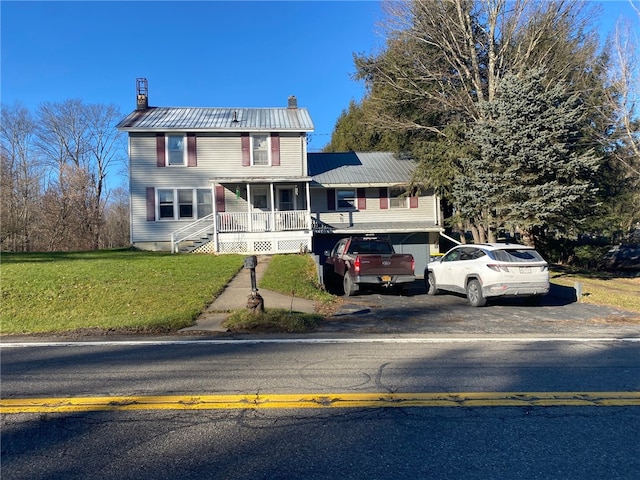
[551,268,640,314]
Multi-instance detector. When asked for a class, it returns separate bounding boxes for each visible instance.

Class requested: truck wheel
[343,274,356,297]
[322,265,334,289]
[466,279,486,307]
[426,272,439,295]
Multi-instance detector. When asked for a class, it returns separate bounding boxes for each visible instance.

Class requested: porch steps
[179,233,214,253]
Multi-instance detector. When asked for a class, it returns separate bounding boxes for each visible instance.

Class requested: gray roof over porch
[308,152,416,187]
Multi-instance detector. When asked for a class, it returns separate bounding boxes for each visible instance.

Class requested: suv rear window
[490,249,544,262]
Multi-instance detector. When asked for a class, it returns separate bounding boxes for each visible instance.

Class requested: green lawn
[2,250,636,336]
[1,250,243,334]
[258,253,334,303]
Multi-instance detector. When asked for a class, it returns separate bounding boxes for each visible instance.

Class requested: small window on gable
[337,188,356,210]
[389,187,408,208]
[167,135,186,166]
[252,134,269,166]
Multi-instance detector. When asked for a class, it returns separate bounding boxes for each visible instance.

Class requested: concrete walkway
[180,255,317,333]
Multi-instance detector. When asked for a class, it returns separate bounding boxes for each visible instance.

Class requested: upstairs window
[242,133,280,166]
[167,135,186,165]
[252,134,269,165]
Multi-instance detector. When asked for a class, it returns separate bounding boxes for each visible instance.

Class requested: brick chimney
[287,95,297,109]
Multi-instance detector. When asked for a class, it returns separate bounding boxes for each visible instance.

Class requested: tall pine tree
[455,69,601,247]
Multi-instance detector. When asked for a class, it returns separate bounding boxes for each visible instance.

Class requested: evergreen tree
[456,69,600,246]
[346,0,614,241]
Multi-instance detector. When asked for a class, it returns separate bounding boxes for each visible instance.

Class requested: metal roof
[117,107,314,132]
[309,152,416,187]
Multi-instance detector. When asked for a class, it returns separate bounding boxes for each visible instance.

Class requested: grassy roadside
[1,250,637,335]
[0,250,243,334]
[550,267,640,313]
[222,254,335,333]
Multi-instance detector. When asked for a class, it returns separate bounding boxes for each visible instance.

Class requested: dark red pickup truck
[324,236,415,296]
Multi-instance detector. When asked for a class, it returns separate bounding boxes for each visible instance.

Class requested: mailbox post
[244,255,264,314]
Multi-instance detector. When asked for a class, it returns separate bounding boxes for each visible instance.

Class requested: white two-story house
[117,80,444,272]
[117,80,314,255]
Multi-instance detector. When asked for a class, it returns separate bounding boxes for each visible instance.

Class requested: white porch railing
[217,210,310,233]
[171,210,310,253]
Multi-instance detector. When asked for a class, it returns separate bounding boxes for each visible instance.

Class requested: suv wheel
[466,279,487,307]
[426,272,439,295]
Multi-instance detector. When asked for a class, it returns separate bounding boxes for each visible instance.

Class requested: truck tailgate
[358,254,414,275]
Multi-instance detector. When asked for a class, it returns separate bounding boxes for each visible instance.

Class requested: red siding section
[215,185,226,213]
[379,187,388,209]
[357,188,366,210]
[156,134,165,167]
[146,187,155,221]
[187,134,197,167]
[271,133,280,166]
[241,133,250,166]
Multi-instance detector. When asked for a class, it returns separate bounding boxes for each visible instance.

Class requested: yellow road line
[2,392,639,414]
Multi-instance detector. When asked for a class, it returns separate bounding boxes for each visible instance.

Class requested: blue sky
[1,0,638,154]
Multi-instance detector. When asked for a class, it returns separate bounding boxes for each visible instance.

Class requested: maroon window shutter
[271,133,280,166]
[215,185,226,212]
[146,187,155,221]
[156,134,165,167]
[379,187,389,209]
[410,195,419,208]
[357,188,366,210]
[327,188,336,211]
[187,134,197,167]
[241,133,250,166]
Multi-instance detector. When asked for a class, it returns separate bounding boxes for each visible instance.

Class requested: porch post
[305,181,312,230]
[246,184,252,232]
[270,183,276,232]
[212,182,219,253]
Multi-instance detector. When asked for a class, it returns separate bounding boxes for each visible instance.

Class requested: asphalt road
[2,337,639,479]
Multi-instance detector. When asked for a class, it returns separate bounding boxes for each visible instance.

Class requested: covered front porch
[171,178,312,254]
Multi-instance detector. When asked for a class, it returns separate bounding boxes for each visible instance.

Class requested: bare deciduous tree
[34,100,125,250]
[1,100,128,252]
[0,104,43,251]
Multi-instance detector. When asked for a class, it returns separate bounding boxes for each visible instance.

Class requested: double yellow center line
[2,391,639,414]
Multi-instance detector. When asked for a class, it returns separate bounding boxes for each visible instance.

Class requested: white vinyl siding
[310,187,438,225]
[128,132,308,245]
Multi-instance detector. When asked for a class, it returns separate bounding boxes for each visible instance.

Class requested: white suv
[425,243,550,307]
